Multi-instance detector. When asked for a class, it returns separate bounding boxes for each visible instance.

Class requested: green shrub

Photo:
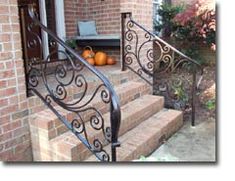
[154,1,216,66]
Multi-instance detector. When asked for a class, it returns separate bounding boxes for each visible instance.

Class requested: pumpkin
[86,57,95,65]
[107,57,116,65]
[82,46,95,59]
[94,51,107,66]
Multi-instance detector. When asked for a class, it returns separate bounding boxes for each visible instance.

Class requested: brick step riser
[28,69,148,117]
[29,83,151,144]
[85,110,183,162]
[51,97,164,161]
[118,113,183,161]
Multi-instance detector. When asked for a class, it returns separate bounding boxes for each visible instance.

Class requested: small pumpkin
[107,57,116,65]
[82,46,95,59]
[95,51,107,66]
[86,57,95,65]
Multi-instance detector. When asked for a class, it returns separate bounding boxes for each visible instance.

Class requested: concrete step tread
[85,109,183,162]
[50,94,164,160]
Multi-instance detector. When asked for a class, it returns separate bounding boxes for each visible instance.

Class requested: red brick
[7,78,17,87]
[0,14,9,23]
[0,34,11,42]
[9,6,18,14]
[3,137,22,153]
[0,80,7,88]
[0,52,12,60]
[3,120,21,133]
[1,24,11,32]
[0,0,9,4]
[5,61,14,69]
[0,131,12,142]
[14,140,31,155]
[0,62,4,69]
[8,95,18,105]
[0,149,14,161]
[13,126,29,138]
[9,0,18,5]
[0,115,10,125]
[0,5,9,14]
[0,87,16,98]
[0,69,15,78]
[0,98,8,107]
[0,104,18,116]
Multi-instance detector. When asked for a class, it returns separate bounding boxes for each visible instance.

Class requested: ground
[144,66,216,162]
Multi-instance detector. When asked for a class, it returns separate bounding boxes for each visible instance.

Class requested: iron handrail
[28,5,121,161]
[128,13,204,83]
[121,12,204,126]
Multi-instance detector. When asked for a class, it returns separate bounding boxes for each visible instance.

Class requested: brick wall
[63,0,153,62]
[0,0,32,161]
[64,0,153,36]
[86,0,120,35]
[64,0,87,38]
[121,0,153,30]
[64,0,121,37]
[85,0,121,60]
[64,0,121,61]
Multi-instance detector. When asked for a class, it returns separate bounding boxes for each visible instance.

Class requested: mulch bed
[195,66,216,121]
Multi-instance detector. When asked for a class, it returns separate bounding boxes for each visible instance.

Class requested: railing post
[121,13,126,71]
[191,68,197,127]
[110,102,120,162]
[121,12,132,71]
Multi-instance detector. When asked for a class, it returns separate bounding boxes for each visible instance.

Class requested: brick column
[0,0,32,161]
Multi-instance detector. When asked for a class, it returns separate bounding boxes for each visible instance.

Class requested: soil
[195,66,216,122]
[148,66,216,162]
[153,65,216,123]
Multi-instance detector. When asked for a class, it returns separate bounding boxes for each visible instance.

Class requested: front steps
[29,78,183,161]
[86,109,183,161]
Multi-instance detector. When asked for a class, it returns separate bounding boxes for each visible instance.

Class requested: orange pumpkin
[86,57,95,65]
[82,46,95,59]
[107,57,116,65]
[94,51,107,66]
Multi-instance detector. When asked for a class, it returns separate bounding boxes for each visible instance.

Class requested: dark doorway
[18,0,58,96]
[18,0,42,73]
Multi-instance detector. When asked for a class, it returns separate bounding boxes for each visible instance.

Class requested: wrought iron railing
[121,12,203,126]
[26,5,121,161]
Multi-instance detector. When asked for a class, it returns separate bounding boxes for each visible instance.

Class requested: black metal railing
[26,5,121,162]
[121,12,203,126]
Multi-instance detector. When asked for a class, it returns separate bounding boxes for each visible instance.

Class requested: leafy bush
[65,39,77,50]
[154,0,216,65]
[205,99,216,110]
[173,1,216,59]
[154,3,184,37]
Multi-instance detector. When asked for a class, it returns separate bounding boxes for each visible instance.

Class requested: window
[153,0,163,24]
[153,0,163,34]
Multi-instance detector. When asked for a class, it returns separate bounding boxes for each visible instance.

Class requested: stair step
[86,109,183,162]
[48,95,164,161]
[29,81,150,140]
[37,68,141,100]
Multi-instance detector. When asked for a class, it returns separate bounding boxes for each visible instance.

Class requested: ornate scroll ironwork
[26,5,121,162]
[121,12,203,126]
